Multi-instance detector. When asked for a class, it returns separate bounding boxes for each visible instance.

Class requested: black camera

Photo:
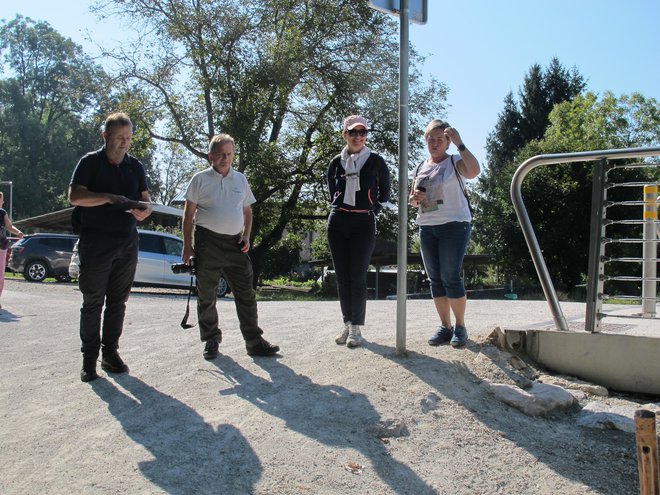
[171,256,196,275]
[415,177,428,192]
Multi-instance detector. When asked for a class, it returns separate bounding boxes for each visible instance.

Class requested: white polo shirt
[185,166,256,235]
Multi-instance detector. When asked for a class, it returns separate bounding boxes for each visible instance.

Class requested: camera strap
[180,275,196,329]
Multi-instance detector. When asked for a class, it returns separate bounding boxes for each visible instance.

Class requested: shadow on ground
[213,354,437,494]
[92,375,261,495]
[362,340,637,495]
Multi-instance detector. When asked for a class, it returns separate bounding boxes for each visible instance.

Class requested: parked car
[8,233,78,282]
[69,230,229,297]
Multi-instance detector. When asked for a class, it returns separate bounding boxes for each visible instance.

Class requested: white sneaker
[346,324,363,348]
[335,321,351,345]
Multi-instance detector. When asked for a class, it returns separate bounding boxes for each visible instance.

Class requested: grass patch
[256,290,333,302]
[603,298,639,305]
[3,271,70,284]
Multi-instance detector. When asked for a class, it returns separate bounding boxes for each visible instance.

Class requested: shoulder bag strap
[451,155,474,215]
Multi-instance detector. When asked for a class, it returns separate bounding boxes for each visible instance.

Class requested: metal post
[585,159,608,333]
[375,263,381,300]
[395,0,410,356]
[510,158,570,332]
[642,184,658,316]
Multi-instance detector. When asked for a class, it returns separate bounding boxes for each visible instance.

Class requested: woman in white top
[409,119,480,347]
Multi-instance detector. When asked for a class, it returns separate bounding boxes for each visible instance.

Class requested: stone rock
[420,392,441,413]
[511,374,534,390]
[482,380,576,417]
[509,355,527,371]
[642,402,660,414]
[372,419,409,438]
[567,390,588,401]
[539,374,608,397]
[474,347,500,364]
[484,326,506,349]
[576,402,639,433]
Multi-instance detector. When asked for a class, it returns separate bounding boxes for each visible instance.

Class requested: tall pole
[642,184,658,316]
[395,0,410,355]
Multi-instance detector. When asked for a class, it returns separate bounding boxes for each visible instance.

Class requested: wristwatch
[457,143,466,152]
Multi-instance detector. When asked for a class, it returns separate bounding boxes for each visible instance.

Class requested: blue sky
[2,0,659,166]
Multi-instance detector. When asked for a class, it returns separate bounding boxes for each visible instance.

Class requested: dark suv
[8,233,78,282]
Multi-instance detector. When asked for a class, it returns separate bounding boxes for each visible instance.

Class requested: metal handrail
[510,147,660,332]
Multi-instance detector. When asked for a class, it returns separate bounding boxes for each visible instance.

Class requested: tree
[150,142,202,205]
[93,0,445,281]
[474,58,586,289]
[481,91,660,291]
[0,16,109,218]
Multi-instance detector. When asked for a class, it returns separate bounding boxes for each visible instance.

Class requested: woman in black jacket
[326,115,391,348]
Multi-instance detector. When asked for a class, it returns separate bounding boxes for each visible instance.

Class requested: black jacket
[327,152,390,214]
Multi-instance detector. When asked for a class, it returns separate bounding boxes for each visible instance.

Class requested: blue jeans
[419,222,471,299]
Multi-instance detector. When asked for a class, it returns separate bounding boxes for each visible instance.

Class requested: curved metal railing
[510,147,660,332]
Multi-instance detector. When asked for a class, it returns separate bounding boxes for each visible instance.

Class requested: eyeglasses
[347,129,368,137]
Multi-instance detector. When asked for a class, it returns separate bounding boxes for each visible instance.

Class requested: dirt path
[0,279,651,494]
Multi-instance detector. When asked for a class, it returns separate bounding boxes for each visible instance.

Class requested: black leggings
[326,210,376,326]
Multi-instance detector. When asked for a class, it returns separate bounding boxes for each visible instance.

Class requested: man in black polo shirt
[69,112,152,382]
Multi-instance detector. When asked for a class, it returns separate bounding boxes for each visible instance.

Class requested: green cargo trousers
[194,226,263,345]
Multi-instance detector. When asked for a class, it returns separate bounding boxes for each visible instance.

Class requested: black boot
[101,351,129,374]
[81,356,99,382]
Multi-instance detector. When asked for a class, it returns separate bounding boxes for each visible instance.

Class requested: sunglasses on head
[347,129,368,137]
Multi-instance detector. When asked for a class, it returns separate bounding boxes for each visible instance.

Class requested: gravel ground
[0,278,653,494]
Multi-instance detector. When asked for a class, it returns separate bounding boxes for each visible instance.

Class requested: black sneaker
[246,338,280,357]
[450,325,468,348]
[428,325,453,346]
[203,339,220,360]
[80,356,99,382]
[101,352,129,374]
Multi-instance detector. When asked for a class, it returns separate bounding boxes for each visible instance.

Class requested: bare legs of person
[433,295,466,328]
[428,295,468,347]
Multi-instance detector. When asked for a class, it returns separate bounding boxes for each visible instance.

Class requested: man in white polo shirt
[182,133,279,359]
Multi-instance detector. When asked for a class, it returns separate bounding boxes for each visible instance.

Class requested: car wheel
[24,260,48,282]
[216,276,229,298]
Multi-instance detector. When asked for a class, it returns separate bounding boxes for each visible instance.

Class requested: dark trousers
[326,210,376,326]
[78,231,138,357]
[194,226,263,344]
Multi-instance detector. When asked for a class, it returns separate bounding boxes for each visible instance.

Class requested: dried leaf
[344,462,364,475]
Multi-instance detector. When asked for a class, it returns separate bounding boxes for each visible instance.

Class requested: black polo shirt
[70,147,149,235]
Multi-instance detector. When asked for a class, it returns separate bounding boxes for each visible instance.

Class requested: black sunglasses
[347,129,368,137]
